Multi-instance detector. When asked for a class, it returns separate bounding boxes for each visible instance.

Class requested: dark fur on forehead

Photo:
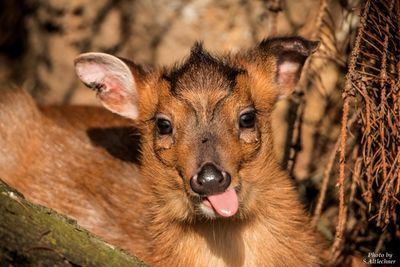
[162,42,244,94]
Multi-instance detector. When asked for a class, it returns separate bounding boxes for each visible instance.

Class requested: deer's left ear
[259,37,319,98]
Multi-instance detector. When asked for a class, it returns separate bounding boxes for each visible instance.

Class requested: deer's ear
[74,52,139,119]
[259,37,319,98]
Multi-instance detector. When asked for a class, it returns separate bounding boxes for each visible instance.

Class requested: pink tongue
[206,188,239,217]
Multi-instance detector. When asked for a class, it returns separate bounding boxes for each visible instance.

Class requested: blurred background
[0,0,399,266]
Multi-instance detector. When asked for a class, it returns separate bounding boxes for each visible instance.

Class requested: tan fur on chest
[145,216,318,267]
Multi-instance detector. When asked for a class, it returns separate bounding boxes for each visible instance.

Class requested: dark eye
[156,118,173,135]
[239,111,256,128]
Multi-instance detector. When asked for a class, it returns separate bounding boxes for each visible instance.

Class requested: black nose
[190,163,231,195]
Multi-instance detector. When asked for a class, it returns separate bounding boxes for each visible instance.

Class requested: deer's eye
[156,118,173,135]
[239,110,256,129]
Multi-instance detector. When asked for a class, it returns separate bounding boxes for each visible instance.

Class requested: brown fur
[0,37,323,266]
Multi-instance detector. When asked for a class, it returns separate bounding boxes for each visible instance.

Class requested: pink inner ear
[77,62,128,99]
[75,52,138,119]
[102,76,125,94]
[98,76,131,110]
[97,75,138,119]
[76,62,107,87]
[278,61,301,97]
[279,61,300,75]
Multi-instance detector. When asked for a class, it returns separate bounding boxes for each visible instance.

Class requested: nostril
[193,174,201,185]
[220,171,231,189]
[220,171,228,184]
[190,175,203,194]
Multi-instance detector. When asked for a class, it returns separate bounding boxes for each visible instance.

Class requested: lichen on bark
[0,179,150,267]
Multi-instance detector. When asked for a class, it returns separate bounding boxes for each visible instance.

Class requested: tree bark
[0,179,149,267]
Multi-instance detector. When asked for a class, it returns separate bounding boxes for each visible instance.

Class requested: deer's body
[0,37,323,266]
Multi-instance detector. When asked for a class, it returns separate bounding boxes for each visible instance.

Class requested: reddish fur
[0,38,323,266]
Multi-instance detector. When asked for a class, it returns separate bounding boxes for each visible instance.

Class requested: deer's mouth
[186,162,241,219]
[198,187,239,218]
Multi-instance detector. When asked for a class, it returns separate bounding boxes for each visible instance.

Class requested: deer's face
[75,37,318,220]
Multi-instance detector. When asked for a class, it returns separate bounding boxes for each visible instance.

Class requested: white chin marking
[199,203,217,219]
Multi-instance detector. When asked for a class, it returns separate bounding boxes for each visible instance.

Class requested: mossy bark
[0,179,150,267]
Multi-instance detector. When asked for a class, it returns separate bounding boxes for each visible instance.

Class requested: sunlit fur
[0,37,323,266]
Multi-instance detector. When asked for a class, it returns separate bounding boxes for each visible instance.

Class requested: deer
[0,36,323,266]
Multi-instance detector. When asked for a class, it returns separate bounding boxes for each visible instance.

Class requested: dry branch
[330,0,400,263]
[0,179,149,267]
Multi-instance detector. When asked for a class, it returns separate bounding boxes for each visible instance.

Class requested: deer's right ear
[74,52,139,119]
[257,37,319,98]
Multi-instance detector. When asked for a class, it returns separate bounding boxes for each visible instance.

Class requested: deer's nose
[190,163,231,195]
